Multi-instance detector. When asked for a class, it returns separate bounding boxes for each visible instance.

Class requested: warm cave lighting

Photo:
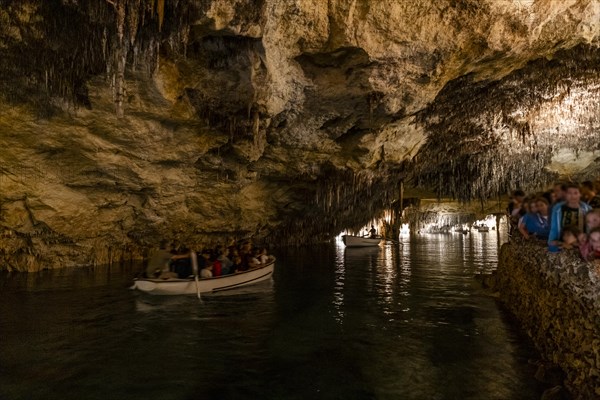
[400,223,410,236]
[473,215,497,229]
[508,85,600,141]
[422,222,441,233]
[383,210,392,223]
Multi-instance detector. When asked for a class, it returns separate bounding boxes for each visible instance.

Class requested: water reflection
[324,223,537,399]
[0,223,540,400]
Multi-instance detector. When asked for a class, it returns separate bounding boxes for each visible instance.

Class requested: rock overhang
[1,0,600,269]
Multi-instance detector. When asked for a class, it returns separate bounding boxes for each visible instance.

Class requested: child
[552,226,580,250]
[547,183,592,252]
[585,209,600,230]
[577,210,600,250]
[580,227,600,261]
[258,247,270,264]
[200,262,214,279]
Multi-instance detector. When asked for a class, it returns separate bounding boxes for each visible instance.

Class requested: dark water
[0,231,542,400]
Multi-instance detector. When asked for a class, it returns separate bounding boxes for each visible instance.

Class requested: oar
[191,250,202,302]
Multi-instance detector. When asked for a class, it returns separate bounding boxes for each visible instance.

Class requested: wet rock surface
[1,1,600,270]
[496,242,600,400]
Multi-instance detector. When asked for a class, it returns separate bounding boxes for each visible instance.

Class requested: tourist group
[509,181,600,260]
[145,240,272,279]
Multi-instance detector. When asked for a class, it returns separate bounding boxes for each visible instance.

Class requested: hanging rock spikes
[157,0,165,32]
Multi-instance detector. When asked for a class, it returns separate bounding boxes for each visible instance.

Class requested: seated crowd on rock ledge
[509,181,600,261]
[145,239,273,279]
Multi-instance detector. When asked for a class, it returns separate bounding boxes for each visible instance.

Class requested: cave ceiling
[1,0,600,269]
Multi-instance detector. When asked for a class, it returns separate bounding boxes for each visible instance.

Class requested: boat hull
[132,259,275,295]
[342,235,382,247]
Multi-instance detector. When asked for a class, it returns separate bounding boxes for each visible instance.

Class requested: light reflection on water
[0,225,542,400]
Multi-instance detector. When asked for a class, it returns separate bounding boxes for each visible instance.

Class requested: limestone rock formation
[1,0,600,270]
[496,242,600,400]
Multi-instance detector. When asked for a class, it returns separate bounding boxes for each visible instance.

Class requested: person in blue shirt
[548,183,592,252]
[519,197,550,240]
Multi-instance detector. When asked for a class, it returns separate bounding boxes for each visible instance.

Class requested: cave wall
[496,242,600,400]
[1,0,600,270]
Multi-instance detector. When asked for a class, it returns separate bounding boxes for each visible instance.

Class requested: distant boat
[454,228,469,234]
[476,226,490,232]
[131,258,275,295]
[342,235,382,247]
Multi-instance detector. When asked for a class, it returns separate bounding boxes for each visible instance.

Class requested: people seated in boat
[230,254,243,273]
[239,251,252,271]
[145,240,174,278]
[210,253,223,277]
[239,240,252,257]
[548,183,591,252]
[369,225,377,238]
[171,247,193,278]
[227,246,239,261]
[198,249,211,269]
[258,247,270,264]
[217,248,233,275]
[248,248,262,268]
[200,262,213,279]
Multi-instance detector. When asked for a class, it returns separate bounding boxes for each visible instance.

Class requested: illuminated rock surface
[1,0,600,270]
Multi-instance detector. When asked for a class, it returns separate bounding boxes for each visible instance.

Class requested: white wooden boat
[132,258,275,295]
[342,235,382,247]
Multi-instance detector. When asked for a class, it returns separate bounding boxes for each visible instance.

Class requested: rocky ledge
[496,242,600,400]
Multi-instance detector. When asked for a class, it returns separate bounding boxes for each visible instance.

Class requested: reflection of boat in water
[342,235,382,247]
[426,225,452,234]
[343,245,381,257]
[131,259,275,295]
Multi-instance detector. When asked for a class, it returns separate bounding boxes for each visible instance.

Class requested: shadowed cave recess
[1,0,600,270]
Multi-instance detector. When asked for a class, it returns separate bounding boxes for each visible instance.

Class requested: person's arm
[518,216,530,239]
[548,205,562,252]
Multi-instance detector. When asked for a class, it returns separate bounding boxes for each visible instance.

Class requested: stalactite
[0,0,200,116]
[412,44,600,201]
[156,0,165,32]
[127,0,140,46]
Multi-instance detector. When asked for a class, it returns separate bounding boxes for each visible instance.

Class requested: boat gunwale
[210,270,274,292]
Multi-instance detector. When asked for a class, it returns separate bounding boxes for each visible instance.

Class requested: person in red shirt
[211,257,222,277]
